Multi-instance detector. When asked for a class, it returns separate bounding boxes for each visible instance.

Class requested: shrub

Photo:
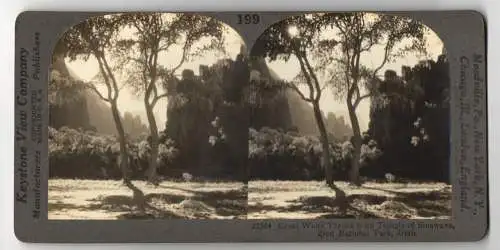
[49,126,179,179]
[246,127,381,181]
[50,126,384,181]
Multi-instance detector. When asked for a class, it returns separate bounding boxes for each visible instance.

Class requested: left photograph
[48,13,249,220]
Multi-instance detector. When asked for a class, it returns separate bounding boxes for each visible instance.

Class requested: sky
[64,13,444,133]
[266,26,444,131]
[65,22,245,131]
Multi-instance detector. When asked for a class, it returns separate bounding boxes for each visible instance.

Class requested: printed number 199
[238,14,260,24]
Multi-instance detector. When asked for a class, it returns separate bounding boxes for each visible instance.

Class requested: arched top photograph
[48,12,250,220]
[47,11,452,221]
[246,12,451,220]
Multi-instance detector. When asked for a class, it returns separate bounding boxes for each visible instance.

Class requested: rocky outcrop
[49,50,148,139]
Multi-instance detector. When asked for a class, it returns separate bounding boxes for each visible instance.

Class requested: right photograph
[246,12,451,219]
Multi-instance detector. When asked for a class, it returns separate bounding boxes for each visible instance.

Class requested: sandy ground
[49,179,451,220]
[248,181,451,219]
[49,179,247,220]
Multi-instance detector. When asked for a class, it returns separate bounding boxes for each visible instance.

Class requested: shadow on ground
[248,188,451,219]
[49,181,450,220]
[49,186,248,220]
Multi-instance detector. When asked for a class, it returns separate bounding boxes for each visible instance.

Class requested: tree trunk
[111,100,147,212]
[312,101,347,214]
[110,101,131,184]
[347,101,362,186]
[312,101,336,188]
[144,102,160,184]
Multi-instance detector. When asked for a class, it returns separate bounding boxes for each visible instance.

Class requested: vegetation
[49,125,382,181]
[48,126,178,180]
[253,13,430,186]
[248,127,381,181]
[115,13,226,183]
[56,15,135,187]
[49,12,450,219]
[367,55,450,182]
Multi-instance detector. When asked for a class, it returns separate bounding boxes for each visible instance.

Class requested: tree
[58,15,137,190]
[115,13,226,183]
[367,56,449,182]
[311,13,427,185]
[252,14,343,192]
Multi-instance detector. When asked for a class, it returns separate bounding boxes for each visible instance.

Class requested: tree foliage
[56,14,139,186]
[114,13,227,101]
[317,13,428,103]
[49,126,178,179]
[252,13,348,188]
[253,12,430,185]
[252,14,337,102]
[247,127,381,181]
[367,56,450,182]
[99,13,228,183]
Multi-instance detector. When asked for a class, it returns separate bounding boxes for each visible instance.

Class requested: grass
[48,179,451,220]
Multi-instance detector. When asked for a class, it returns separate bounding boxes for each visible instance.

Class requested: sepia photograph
[48,12,451,221]
[246,13,452,220]
[48,13,249,220]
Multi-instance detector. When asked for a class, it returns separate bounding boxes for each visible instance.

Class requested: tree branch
[157,17,177,52]
[133,21,144,36]
[147,46,154,73]
[355,84,361,100]
[350,37,363,105]
[342,53,352,92]
[171,38,190,74]
[151,92,169,107]
[354,93,371,108]
[286,81,313,102]
[144,75,155,104]
[289,38,316,102]
[145,35,160,106]
[84,81,110,102]
[360,26,376,52]
[349,35,363,100]
[141,69,149,91]
[372,40,392,79]
[95,56,113,101]
[295,55,316,101]
[333,19,346,37]
[302,51,323,102]
[153,83,158,99]
[100,54,120,100]
[136,44,150,91]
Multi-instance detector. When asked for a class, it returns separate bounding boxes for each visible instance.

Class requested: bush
[49,126,179,179]
[50,126,384,181]
[246,127,382,181]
